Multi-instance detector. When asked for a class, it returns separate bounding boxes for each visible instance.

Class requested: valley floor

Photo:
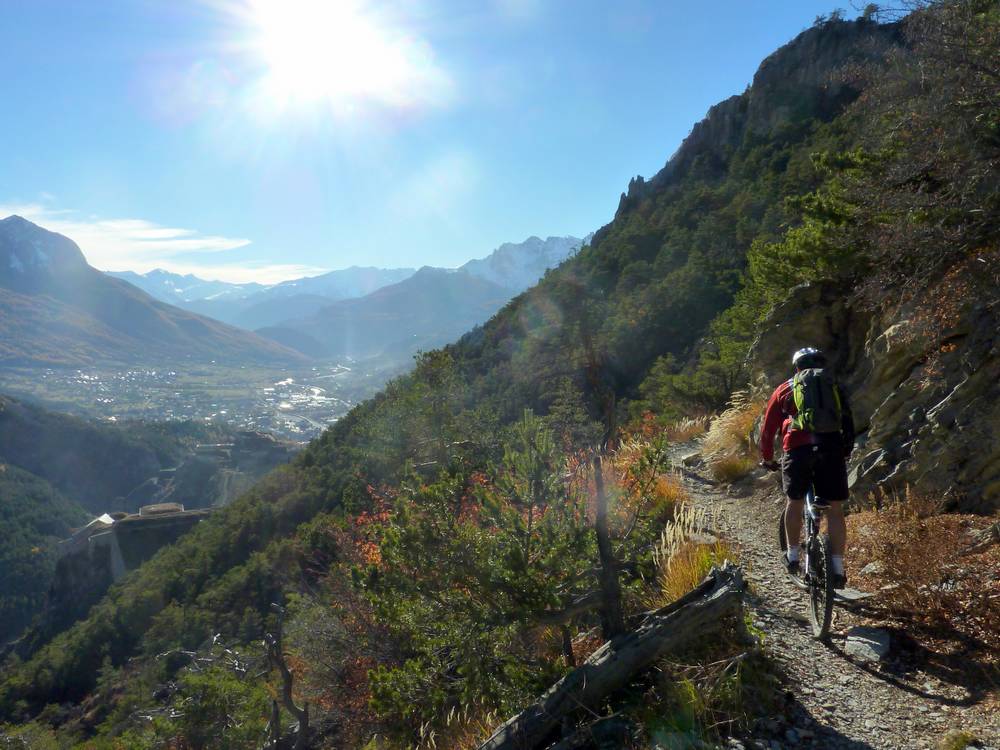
[676,448,999,750]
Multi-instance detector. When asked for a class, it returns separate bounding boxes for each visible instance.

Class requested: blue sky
[0,1,858,283]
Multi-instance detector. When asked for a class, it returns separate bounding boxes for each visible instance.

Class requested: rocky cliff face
[614,18,901,220]
[750,268,1000,514]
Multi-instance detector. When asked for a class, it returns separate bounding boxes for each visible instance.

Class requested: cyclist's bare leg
[784,497,804,555]
[827,500,846,557]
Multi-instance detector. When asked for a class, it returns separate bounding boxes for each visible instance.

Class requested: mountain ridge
[11,16,991,749]
[258,266,512,360]
[0,217,307,368]
[104,235,586,333]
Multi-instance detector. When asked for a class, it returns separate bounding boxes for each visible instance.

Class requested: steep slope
[0,394,234,514]
[0,216,305,367]
[1,15,936,738]
[0,466,88,644]
[0,396,230,646]
[259,267,511,360]
[0,395,299,647]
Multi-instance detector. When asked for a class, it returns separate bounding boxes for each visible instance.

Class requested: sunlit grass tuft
[653,473,691,507]
[708,455,758,483]
[656,540,734,605]
[648,504,734,607]
[702,391,763,484]
[414,705,501,750]
[664,415,710,443]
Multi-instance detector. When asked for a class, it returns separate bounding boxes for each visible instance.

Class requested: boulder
[680,451,703,467]
[844,626,891,662]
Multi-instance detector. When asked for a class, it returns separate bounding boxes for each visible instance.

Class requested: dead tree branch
[265,603,309,750]
[477,562,745,750]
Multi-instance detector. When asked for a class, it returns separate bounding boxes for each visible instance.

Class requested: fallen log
[477,562,745,750]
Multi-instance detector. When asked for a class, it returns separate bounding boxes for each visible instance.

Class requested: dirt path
[673,447,999,750]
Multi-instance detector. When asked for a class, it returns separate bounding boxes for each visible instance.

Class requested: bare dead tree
[592,455,625,639]
[476,563,746,750]
[265,603,309,750]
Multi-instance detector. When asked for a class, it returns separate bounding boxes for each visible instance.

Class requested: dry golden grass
[937,730,979,750]
[664,415,711,443]
[411,705,501,750]
[708,455,759,484]
[609,436,690,527]
[653,473,691,507]
[656,540,735,604]
[702,392,764,483]
[648,504,734,607]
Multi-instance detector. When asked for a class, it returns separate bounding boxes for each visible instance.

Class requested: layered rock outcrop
[750,278,1000,514]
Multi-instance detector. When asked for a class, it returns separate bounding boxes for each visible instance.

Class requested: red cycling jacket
[758,377,855,461]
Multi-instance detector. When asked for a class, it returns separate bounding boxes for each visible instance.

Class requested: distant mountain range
[0,216,305,368]
[109,266,417,330]
[102,235,588,363]
[107,235,588,333]
[0,215,587,370]
[106,269,267,304]
[258,267,513,360]
[253,235,589,361]
[459,234,592,293]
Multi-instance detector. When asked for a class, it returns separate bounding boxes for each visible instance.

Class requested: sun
[246,0,446,110]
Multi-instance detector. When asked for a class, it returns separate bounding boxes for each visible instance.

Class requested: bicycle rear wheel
[808,533,835,639]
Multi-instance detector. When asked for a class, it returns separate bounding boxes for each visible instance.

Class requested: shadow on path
[821,631,993,709]
[756,692,880,750]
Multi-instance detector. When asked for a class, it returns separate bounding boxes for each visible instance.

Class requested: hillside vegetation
[0,466,89,643]
[0,395,234,514]
[0,396,238,645]
[1,4,998,748]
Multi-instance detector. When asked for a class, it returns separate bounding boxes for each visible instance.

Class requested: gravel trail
[674,449,999,750]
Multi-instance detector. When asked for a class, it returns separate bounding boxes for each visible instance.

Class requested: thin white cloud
[0,202,319,284]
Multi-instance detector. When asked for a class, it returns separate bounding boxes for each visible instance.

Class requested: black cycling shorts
[781,443,849,502]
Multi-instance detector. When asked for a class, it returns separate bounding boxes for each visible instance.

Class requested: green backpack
[790,368,843,434]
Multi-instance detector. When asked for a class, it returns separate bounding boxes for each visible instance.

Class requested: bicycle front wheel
[808,533,835,639]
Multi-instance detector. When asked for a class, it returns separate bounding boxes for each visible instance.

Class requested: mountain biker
[759,347,855,589]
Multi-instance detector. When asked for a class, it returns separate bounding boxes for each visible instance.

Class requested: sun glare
[247,0,448,111]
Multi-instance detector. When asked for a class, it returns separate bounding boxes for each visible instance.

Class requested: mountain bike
[778,485,835,639]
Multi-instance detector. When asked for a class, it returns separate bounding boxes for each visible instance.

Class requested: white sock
[832,555,844,574]
[786,546,799,562]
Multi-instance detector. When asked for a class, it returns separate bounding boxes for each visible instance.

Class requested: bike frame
[801,486,823,583]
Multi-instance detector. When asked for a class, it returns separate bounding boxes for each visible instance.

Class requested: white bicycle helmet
[792,347,826,370]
